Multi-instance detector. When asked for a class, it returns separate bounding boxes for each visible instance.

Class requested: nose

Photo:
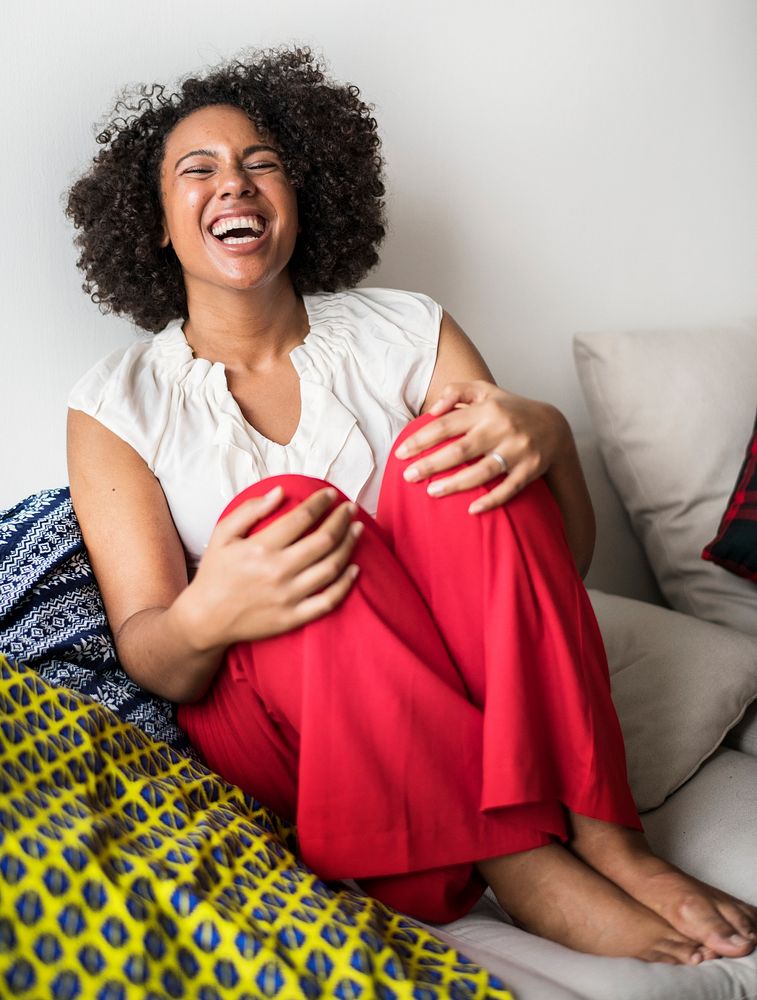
[217,162,257,198]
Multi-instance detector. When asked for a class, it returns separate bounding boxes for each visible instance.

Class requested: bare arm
[67,409,361,703]
[412,311,596,577]
[67,408,225,702]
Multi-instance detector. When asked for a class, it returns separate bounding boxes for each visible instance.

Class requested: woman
[66,47,756,964]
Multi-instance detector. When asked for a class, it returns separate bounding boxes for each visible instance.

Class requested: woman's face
[158,104,299,299]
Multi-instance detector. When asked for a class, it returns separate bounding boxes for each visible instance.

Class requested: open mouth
[209,214,268,245]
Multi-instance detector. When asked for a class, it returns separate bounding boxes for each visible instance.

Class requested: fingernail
[427,481,443,496]
[265,485,283,499]
[350,521,364,538]
[729,934,750,946]
[468,501,484,514]
[395,444,409,459]
[403,467,420,482]
[349,564,360,579]
[323,487,337,500]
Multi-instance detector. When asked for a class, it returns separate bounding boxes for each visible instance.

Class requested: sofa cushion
[574,325,757,636]
[589,590,757,811]
[725,700,757,757]
[642,748,757,905]
[428,753,757,1000]
[576,434,665,606]
[702,414,757,584]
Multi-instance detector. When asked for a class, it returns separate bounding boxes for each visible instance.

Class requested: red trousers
[176,414,641,923]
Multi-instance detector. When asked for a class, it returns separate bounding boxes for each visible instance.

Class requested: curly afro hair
[65,47,386,333]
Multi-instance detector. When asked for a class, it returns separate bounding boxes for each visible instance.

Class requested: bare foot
[477,843,705,964]
[569,814,757,959]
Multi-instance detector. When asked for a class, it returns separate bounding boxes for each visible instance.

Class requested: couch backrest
[576,434,666,606]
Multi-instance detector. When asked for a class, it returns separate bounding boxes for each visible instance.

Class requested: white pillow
[574,325,757,636]
[589,589,757,811]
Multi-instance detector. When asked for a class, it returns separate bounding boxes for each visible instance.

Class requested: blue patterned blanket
[0,487,198,759]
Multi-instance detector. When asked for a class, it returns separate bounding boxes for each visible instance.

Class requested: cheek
[165,189,204,238]
[282,190,300,236]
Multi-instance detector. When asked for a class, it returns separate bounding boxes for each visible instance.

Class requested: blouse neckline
[158,294,321,452]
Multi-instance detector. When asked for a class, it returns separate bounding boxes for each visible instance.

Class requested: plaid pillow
[702,413,757,584]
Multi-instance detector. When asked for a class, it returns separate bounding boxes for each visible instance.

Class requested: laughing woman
[66,47,756,964]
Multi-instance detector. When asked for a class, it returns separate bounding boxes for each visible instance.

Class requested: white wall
[2,0,756,509]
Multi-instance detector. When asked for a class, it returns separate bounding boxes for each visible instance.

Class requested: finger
[467,470,532,514]
[210,485,286,547]
[277,499,359,575]
[401,432,482,482]
[249,486,341,550]
[394,408,475,461]
[425,452,509,498]
[289,562,360,628]
[290,520,364,600]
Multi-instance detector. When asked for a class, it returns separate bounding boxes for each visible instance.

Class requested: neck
[182,276,309,371]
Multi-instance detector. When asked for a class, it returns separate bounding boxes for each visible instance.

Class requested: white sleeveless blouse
[68,287,442,568]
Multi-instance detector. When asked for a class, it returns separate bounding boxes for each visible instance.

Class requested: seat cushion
[421,751,757,1000]
[589,590,757,811]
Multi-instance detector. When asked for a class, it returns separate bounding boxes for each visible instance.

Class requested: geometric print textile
[0,656,514,1000]
[0,488,198,759]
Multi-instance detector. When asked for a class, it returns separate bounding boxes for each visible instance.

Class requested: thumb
[210,485,285,547]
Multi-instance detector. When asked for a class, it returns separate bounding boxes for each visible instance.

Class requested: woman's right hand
[173,485,364,653]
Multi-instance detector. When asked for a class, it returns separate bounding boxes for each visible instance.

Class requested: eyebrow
[174,144,280,170]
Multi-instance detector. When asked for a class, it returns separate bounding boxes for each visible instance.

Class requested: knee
[392,412,441,451]
[386,412,472,489]
[388,412,464,472]
[219,474,351,526]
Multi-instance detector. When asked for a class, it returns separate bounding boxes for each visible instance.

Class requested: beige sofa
[413,325,757,999]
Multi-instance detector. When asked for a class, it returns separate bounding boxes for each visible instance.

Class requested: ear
[159,217,171,249]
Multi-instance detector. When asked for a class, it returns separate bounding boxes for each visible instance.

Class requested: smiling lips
[209,214,267,245]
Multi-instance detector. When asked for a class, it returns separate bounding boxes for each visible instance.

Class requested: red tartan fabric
[702,412,757,584]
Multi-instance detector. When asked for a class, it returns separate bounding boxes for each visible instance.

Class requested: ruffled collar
[149,296,375,503]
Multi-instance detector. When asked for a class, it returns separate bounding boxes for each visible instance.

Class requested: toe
[663,938,707,966]
[646,952,682,966]
[738,904,757,938]
[719,902,757,941]
[676,896,753,956]
[697,945,719,962]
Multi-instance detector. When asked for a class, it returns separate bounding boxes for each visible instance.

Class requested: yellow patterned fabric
[0,656,513,999]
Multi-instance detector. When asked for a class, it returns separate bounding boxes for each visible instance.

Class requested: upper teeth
[210,215,266,237]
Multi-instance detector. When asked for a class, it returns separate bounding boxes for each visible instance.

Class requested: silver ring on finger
[489,450,509,474]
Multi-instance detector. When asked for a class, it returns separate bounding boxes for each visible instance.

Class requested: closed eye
[183,162,280,175]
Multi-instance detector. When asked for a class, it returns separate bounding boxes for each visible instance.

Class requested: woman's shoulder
[304,287,443,345]
[302,288,442,414]
[67,323,189,471]
[68,322,187,411]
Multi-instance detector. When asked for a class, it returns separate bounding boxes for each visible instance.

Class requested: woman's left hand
[394,380,571,514]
